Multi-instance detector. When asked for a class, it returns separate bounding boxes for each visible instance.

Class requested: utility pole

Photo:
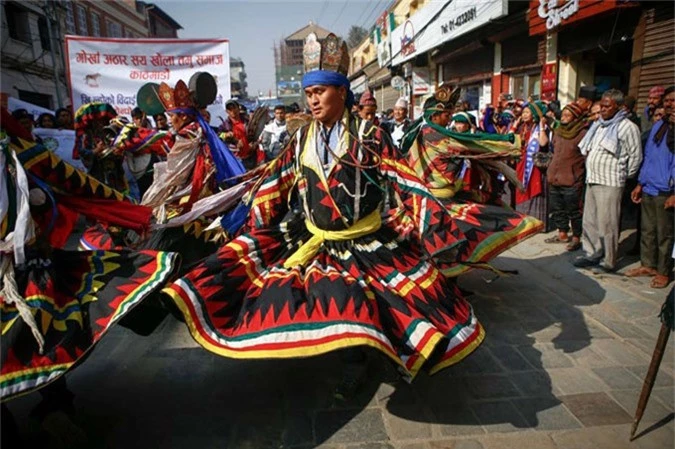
[43,0,63,108]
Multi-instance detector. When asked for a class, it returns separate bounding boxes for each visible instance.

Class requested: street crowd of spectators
[365,84,673,289]
[10,106,75,133]
[476,85,673,289]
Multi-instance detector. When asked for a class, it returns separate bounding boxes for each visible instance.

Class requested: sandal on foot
[545,236,569,244]
[565,241,581,251]
[624,266,658,278]
[650,275,670,289]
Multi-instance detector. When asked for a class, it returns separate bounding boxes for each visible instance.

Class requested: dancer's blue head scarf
[302,70,355,108]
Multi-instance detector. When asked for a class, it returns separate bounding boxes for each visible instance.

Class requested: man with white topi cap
[382,97,411,148]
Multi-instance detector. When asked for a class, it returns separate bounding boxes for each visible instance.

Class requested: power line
[329,0,351,32]
[316,1,329,25]
[359,0,386,30]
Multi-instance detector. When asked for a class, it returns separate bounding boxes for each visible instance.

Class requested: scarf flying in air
[168,107,245,185]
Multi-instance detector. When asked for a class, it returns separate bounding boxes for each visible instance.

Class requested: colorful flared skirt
[165,213,484,378]
[1,249,178,401]
[438,200,544,277]
[80,221,220,275]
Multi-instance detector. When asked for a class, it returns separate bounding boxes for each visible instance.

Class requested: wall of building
[631,4,674,114]
[150,14,178,38]
[67,1,148,38]
[1,0,68,108]
[1,0,181,110]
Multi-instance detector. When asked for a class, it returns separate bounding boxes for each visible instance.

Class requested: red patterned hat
[359,91,377,107]
[565,102,585,119]
[158,80,193,111]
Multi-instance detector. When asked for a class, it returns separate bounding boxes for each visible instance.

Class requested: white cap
[394,97,409,109]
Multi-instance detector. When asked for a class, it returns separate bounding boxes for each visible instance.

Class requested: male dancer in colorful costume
[164,34,484,400]
[400,92,544,277]
[142,79,246,221]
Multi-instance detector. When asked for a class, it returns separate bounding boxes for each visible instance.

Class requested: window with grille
[124,27,134,38]
[4,2,31,44]
[38,16,51,51]
[106,20,122,37]
[511,73,541,100]
[76,5,88,35]
[90,12,101,37]
[19,90,52,109]
[64,1,76,34]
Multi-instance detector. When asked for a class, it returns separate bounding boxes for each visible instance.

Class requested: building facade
[352,0,672,121]
[139,2,183,38]
[1,0,69,109]
[348,0,432,113]
[1,0,181,111]
[275,21,333,105]
[528,0,673,113]
[230,57,248,99]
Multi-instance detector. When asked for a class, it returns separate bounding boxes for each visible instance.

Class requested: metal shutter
[635,6,675,113]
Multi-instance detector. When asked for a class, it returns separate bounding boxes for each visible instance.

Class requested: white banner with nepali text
[65,36,231,122]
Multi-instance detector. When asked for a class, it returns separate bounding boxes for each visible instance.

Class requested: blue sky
[156,0,391,97]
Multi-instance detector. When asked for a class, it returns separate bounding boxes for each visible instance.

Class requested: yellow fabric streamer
[429,180,463,199]
[283,209,382,269]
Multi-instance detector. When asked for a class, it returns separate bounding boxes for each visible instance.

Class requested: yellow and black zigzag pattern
[12,138,128,202]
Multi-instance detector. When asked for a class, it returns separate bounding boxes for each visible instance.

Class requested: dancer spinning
[0,109,179,445]
[141,78,246,222]
[400,92,544,278]
[164,34,485,398]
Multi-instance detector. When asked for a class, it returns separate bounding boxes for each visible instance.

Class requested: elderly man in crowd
[626,86,675,288]
[382,97,411,148]
[573,89,642,273]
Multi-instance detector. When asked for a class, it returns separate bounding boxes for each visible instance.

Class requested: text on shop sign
[537,0,580,31]
[440,7,477,35]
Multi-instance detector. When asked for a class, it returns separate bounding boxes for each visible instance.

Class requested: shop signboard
[277,80,302,97]
[391,0,508,66]
[528,0,636,36]
[413,69,431,95]
[351,75,368,94]
[540,62,557,101]
[377,34,392,68]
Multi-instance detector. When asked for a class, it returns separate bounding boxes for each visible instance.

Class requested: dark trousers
[641,193,674,276]
[549,184,583,237]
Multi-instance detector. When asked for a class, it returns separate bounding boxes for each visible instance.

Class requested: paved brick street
[7,230,674,449]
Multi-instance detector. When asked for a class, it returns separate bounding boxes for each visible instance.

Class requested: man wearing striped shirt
[573,89,643,273]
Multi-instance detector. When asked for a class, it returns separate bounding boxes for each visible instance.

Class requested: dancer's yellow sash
[283,209,382,268]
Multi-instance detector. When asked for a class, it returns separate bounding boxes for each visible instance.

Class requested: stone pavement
[6,230,674,449]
